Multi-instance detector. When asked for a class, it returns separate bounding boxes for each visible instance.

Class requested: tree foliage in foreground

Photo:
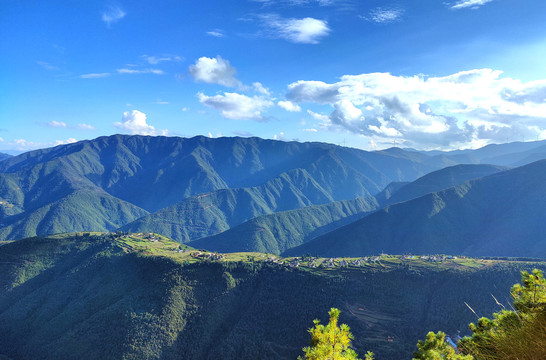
[414,269,546,360]
[299,308,374,360]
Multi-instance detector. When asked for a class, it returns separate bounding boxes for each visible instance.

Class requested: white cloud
[302,128,318,132]
[362,7,404,23]
[278,100,301,112]
[189,56,241,87]
[156,99,169,105]
[0,137,4,142]
[307,109,330,122]
[47,121,67,128]
[450,0,494,9]
[273,132,286,140]
[253,82,271,95]
[54,138,78,146]
[102,6,126,26]
[207,30,225,37]
[198,92,274,120]
[78,123,95,130]
[114,110,169,136]
[80,73,110,79]
[141,55,182,64]
[117,68,165,75]
[285,69,546,149]
[260,14,330,44]
[181,107,189,112]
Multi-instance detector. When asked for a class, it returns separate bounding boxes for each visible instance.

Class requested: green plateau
[1,232,545,360]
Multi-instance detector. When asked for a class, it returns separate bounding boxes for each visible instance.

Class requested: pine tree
[299,308,374,360]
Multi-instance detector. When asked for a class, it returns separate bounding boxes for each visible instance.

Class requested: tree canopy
[414,269,546,360]
[299,308,374,360]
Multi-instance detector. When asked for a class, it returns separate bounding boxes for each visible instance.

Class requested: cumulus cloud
[450,0,495,9]
[198,92,274,120]
[189,56,241,87]
[102,6,126,26]
[253,82,271,95]
[114,110,168,135]
[362,7,404,23]
[285,69,546,149]
[54,138,78,146]
[260,14,330,44]
[278,100,301,112]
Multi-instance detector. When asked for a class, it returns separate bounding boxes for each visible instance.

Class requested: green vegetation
[300,308,374,360]
[413,331,472,360]
[414,269,546,360]
[287,160,546,258]
[0,134,469,242]
[1,232,545,359]
[188,196,378,254]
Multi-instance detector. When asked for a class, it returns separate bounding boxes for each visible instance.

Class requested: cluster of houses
[191,251,225,261]
[414,255,457,262]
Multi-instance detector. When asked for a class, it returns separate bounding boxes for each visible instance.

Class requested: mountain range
[1,135,546,258]
[0,134,456,242]
[286,160,546,258]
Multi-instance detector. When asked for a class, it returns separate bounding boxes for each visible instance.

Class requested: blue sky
[2,0,546,153]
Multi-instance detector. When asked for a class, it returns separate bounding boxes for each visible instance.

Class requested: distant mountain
[381,164,508,206]
[120,168,336,242]
[1,233,543,360]
[285,160,546,258]
[0,135,447,241]
[191,164,505,254]
[421,140,546,166]
[0,153,11,162]
[188,196,379,254]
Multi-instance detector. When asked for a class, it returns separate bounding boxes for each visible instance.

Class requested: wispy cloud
[207,30,225,37]
[362,7,404,23]
[77,123,95,130]
[36,61,58,71]
[155,99,169,105]
[189,56,241,87]
[141,54,182,64]
[117,68,165,75]
[102,6,126,26]
[259,14,330,44]
[46,121,67,128]
[450,0,495,10]
[80,72,110,79]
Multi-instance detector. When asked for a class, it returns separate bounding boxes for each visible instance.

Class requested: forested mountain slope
[189,164,504,254]
[188,196,379,254]
[286,159,546,258]
[380,164,507,206]
[1,233,544,360]
[0,135,450,241]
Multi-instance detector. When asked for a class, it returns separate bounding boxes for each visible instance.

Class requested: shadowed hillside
[1,233,544,360]
[286,160,546,258]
